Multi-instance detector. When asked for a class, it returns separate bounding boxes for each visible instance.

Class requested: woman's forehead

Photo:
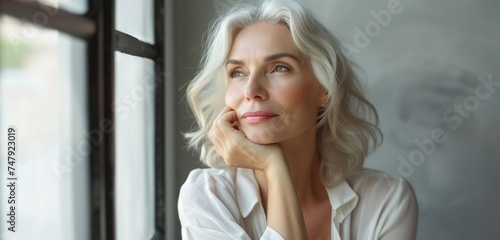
[228,22,302,60]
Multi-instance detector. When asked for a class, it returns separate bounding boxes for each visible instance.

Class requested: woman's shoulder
[178,168,254,226]
[180,168,238,193]
[178,168,239,217]
[346,168,416,199]
[345,169,419,238]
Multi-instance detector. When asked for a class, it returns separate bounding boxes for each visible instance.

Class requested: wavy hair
[184,0,382,186]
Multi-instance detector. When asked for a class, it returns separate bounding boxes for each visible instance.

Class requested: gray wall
[169,0,500,239]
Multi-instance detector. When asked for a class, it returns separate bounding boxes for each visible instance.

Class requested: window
[0,15,89,240]
[0,0,166,239]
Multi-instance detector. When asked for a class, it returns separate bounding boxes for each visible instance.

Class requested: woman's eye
[230,70,244,78]
[275,65,289,72]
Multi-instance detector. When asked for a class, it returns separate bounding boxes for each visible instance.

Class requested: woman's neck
[255,127,326,207]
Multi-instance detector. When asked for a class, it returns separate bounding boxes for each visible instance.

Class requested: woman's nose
[244,73,268,101]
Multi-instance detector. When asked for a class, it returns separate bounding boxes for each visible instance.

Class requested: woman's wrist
[262,151,308,240]
[262,151,290,181]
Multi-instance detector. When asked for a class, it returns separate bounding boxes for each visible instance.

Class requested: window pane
[59,0,87,14]
[114,52,155,239]
[23,0,88,15]
[116,0,154,44]
[0,15,89,240]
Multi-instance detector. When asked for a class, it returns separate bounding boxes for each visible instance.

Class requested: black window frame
[0,0,166,239]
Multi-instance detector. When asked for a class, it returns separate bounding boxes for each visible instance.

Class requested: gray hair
[185,0,382,186]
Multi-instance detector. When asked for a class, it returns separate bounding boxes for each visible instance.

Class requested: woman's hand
[209,106,284,172]
[209,106,308,239]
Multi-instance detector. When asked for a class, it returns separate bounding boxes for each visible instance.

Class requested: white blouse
[178,168,418,240]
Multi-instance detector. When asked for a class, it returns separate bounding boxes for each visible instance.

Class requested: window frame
[0,0,166,239]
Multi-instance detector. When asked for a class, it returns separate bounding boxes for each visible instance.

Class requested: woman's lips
[241,111,278,123]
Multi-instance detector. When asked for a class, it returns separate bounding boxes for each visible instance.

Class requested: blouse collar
[235,168,262,218]
[235,167,359,224]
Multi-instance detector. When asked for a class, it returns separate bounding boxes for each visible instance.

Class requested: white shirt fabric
[178,168,418,240]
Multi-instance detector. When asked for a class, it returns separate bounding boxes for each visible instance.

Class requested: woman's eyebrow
[225,52,301,66]
[225,59,244,66]
[265,52,300,62]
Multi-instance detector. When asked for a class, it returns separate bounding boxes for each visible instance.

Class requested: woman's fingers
[210,108,252,165]
[210,108,236,142]
[215,106,233,120]
[217,110,245,139]
[209,107,238,158]
[209,107,280,171]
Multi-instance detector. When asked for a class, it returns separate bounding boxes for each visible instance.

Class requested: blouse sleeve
[260,227,285,240]
[378,177,419,240]
[178,169,284,240]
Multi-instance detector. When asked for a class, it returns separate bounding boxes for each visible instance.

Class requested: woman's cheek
[224,84,241,108]
[275,81,310,106]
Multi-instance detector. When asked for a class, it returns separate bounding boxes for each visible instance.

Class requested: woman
[178,0,418,239]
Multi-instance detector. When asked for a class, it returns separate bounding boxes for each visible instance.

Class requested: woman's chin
[243,130,277,144]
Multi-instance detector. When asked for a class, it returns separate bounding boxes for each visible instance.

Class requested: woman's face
[225,21,325,144]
